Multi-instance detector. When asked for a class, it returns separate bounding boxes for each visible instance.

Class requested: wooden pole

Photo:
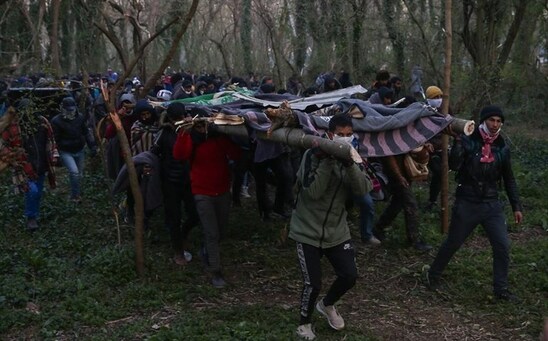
[440,0,453,233]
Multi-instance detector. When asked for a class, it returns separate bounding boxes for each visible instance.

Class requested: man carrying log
[289,113,372,340]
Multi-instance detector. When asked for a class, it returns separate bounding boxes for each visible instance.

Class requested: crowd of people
[0,67,523,340]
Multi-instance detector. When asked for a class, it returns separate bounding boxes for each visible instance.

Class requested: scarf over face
[478,122,500,163]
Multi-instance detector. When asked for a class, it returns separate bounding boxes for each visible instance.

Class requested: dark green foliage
[0,129,546,339]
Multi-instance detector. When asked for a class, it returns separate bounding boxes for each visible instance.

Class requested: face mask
[427,99,442,108]
[61,108,77,120]
[333,135,354,145]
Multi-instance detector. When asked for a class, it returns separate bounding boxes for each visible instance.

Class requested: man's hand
[424,143,434,153]
[514,211,523,224]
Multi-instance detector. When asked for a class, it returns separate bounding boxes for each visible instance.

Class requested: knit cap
[425,86,443,99]
[479,105,505,123]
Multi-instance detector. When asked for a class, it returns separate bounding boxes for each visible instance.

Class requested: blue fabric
[354,193,375,240]
[60,149,85,198]
[24,175,45,219]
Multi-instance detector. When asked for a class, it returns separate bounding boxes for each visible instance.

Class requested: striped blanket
[230,100,452,157]
[149,90,453,158]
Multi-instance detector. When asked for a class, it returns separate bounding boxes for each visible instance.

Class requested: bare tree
[461,0,529,114]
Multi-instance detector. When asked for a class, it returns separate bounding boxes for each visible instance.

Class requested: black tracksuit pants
[296,240,357,324]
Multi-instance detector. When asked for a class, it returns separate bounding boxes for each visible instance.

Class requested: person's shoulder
[50,114,62,123]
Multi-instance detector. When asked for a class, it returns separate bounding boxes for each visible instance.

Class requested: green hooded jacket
[289,149,371,248]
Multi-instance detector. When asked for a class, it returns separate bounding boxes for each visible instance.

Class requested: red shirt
[173,132,241,196]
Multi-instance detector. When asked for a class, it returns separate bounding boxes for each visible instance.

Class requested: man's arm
[501,149,523,222]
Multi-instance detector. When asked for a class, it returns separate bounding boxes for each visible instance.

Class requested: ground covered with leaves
[1,123,547,340]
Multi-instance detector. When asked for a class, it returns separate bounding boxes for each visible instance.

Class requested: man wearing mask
[51,97,97,203]
[290,114,372,340]
[425,105,523,302]
[152,103,199,265]
[173,108,241,288]
[423,86,447,211]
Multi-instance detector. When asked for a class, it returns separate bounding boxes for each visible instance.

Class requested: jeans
[60,149,85,199]
[24,175,45,219]
[354,193,375,240]
[429,199,510,293]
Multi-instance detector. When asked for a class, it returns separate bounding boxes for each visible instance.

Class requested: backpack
[365,160,391,201]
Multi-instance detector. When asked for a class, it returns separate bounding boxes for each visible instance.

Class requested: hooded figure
[60,97,78,120]
[130,99,159,155]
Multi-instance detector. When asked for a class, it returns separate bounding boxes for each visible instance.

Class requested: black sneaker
[414,241,433,252]
[211,272,226,288]
[494,289,520,303]
[26,218,39,232]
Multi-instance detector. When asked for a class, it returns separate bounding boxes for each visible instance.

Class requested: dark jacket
[22,121,53,176]
[151,115,190,184]
[112,151,163,211]
[51,113,95,153]
[450,128,522,212]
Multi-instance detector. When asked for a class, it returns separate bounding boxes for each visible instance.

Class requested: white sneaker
[296,323,316,340]
[183,250,192,262]
[240,186,251,198]
[363,236,381,246]
[316,299,345,330]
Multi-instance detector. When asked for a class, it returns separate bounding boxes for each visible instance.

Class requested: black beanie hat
[378,86,394,101]
[166,102,186,121]
[479,105,505,123]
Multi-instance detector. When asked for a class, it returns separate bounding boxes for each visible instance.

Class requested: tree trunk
[440,0,453,233]
[92,2,200,278]
[462,0,529,117]
[50,0,62,76]
[294,0,307,73]
[240,0,253,73]
[99,82,146,277]
[17,0,46,71]
[380,0,405,76]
